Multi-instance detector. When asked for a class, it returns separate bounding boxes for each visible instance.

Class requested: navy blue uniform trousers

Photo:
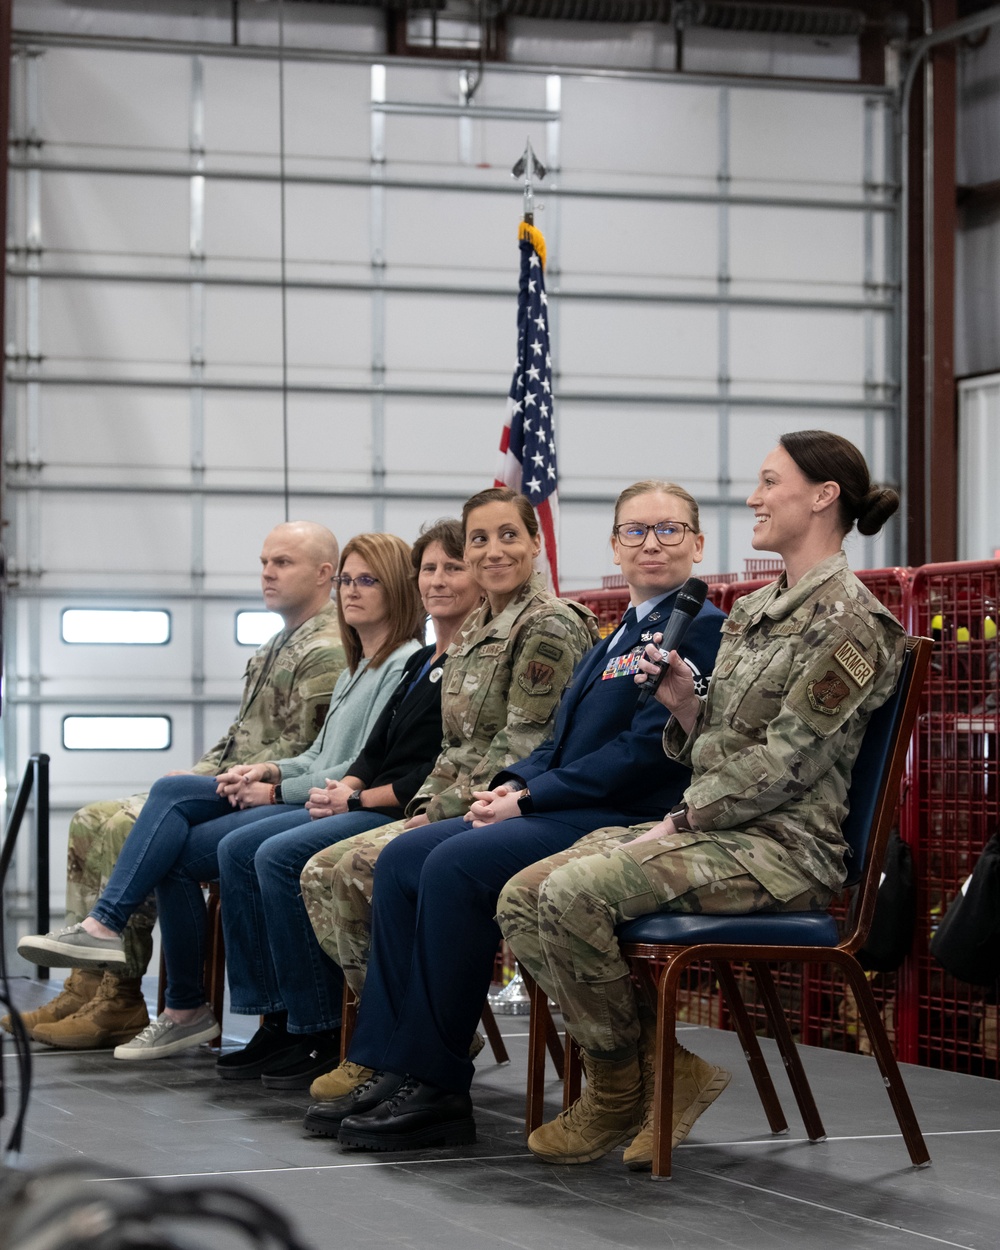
[347,806,628,1095]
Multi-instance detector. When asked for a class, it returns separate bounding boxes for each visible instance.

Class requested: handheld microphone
[636,577,709,707]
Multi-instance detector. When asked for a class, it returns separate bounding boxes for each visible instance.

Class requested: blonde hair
[612,480,701,534]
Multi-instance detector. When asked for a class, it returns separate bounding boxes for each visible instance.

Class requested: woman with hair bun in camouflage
[498,430,907,1171]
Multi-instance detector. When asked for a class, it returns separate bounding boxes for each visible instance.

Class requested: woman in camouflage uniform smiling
[498,430,907,1171]
[297,486,600,1117]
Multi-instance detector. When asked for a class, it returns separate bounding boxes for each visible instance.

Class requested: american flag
[495,221,560,595]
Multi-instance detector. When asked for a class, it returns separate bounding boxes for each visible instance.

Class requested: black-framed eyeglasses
[334,574,381,588]
[612,521,695,547]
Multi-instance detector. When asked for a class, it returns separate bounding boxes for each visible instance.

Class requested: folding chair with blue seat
[613,634,932,1177]
[524,635,932,1173]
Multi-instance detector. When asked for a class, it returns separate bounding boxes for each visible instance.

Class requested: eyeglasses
[334,574,381,588]
[612,521,695,547]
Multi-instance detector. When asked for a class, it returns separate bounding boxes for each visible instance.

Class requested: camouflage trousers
[66,795,158,979]
[300,818,409,997]
[497,824,832,1058]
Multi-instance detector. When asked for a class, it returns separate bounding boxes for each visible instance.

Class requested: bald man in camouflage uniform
[11,522,345,1050]
[299,572,597,1091]
[499,551,905,1169]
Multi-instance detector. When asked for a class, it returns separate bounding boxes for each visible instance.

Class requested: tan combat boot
[309,1060,376,1102]
[0,968,103,1037]
[623,1038,732,1170]
[310,1031,487,1101]
[527,1052,644,1164]
[31,972,149,1049]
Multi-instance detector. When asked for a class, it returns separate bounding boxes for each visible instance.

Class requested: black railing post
[34,754,50,980]
[0,752,51,979]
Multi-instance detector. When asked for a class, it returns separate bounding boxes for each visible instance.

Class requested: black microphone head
[673,577,709,618]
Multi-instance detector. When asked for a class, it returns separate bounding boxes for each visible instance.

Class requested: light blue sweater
[276,639,421,806]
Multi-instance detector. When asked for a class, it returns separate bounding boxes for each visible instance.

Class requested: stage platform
[3,975,999,1250]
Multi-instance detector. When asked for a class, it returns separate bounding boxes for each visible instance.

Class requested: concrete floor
[3,975,1000,1250]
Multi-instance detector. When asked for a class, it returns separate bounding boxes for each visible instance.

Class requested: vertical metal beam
[884,93,903,565]
[926,0,957,563]
[370,64,387,532]
[716,86,731,576]
[3,49,25,835]
[190,55,207,761]
[904,60,927,563]
[24,50,41,766]
[859,0,888,86]
[0,0,11,479]
[862,95,877,569]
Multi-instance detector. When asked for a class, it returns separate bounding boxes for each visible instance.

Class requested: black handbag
[857,827,917,973]
[930,833,1000,986]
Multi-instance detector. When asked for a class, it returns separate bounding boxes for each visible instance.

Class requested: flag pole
[494,138,560,602]
[511,138,546,226]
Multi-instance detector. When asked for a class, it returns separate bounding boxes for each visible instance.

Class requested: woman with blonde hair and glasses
[21,532,425,1064]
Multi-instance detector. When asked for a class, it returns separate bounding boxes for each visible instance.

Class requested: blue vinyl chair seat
[618,910,841,948]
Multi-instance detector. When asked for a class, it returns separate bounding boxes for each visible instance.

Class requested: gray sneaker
[18,923,126,970]
[114,1008,219,1060]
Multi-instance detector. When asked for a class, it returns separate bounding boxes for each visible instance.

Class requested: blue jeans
[348,808,622,1094]
[217,809,395,1034]
[91,774,288,1010]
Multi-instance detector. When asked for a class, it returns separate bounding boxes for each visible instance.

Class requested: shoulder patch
[807,670,851,715]
[834,639,874,688]
[536,641,563,662]
[518,661,555,696]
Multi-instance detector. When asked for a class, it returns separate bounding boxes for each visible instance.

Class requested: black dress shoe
[337,1078,476,1151]
[260,1032,342,1089]
[217,1015,297,1081]
[303,1070,405,1137]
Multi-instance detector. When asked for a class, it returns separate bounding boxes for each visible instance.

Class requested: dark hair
[779,430,899,537]
[410,518,464,573]
[612,480,701,535]
[460,487,539,543]
[336,533,424,672]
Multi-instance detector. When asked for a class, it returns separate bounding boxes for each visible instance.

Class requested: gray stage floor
[3,975,1000,1250]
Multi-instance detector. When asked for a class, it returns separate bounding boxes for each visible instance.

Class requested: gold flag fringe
[518,220,546,270]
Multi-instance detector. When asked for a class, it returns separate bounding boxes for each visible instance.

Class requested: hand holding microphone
[636,577,708,707]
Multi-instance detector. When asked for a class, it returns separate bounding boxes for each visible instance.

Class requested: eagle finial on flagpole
[511,138,547,225]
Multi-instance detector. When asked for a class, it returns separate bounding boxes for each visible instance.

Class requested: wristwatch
[517,788,535,815]
[667,804,693,832]
[347,789,365,812]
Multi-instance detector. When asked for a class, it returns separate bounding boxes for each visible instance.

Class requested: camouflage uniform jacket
[664,551,905,895]
[408,573,599,822]
[191,601,345,775]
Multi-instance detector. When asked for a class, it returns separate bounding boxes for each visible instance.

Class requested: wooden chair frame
[526,636,932,1178]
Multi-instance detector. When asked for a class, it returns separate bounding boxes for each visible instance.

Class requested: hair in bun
[779,429,899,537]
[857,485,900,536]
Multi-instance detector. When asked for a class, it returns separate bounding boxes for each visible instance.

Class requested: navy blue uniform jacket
[493,591,725,823]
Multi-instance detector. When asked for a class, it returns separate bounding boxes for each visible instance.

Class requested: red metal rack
[570,562,1000,1075]
[900,560,1000,1074]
